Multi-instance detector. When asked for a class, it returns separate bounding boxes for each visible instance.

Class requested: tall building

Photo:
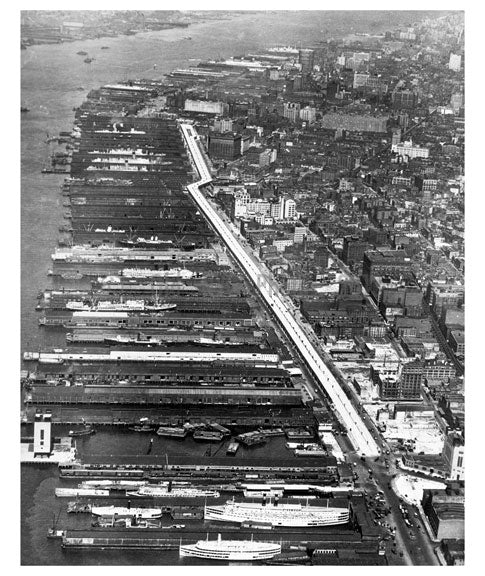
[448,53,462,72]
[299,106,317,124]
[283,102,301,122]
[298,48,315,75]
[208,132,242,160]
[392,128,402,146]
[213,117,233,132]
[283,198,297,219]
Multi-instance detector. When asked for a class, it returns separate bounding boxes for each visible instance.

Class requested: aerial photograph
[20,7,465,567]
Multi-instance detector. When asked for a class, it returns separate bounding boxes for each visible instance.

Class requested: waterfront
[21,10,440,566]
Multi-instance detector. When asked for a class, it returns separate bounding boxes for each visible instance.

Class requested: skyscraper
[298,48,315,76]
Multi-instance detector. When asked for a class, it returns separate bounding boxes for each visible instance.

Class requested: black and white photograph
[17,2,471,568]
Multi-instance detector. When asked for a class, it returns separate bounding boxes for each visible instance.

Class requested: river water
[21,10,435,565]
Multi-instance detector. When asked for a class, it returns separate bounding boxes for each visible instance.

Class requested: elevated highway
[180,123,379,456]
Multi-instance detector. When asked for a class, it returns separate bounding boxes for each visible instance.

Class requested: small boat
[226,441,239,456]
[129,418,156,433]
[101,46,110,50]
[76,51,88,56]
[84,57,93,63]
[69,422,95,437]
[61,271,83,280]
[21,106,30,113]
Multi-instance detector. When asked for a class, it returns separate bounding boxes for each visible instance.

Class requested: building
[293,226,307,244]
[298,48,315,75]
[422,488,464,540]
[450,93,463,113]
[208,132,242,160]
[342,236,369,267]
[321,113,388,133]
[353,72,369,89]
[378,360,423,400]
[184,99,227,115]
[283,102,301,122]
[392,89,418,109]
[442,432,465,480]
[283,198,297,219]
[287,278,303,291]
[213,118,233,132]
[448,53,462,72]
[33,413,52,456]
[392,140,430,160]
[362,249,412,288]
[299,106,317,124]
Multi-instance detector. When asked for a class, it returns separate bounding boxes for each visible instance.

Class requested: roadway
[180,122,379,457]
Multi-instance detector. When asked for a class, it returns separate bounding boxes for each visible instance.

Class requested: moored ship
[127,484,220,499]
[204,499,350,527]
[156,426,187,438]
[179,534,281,561]
[90,506,163,519]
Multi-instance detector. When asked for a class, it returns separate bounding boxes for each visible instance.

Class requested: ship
[204,499,350,527]
[90,506,163,519]
[129,424,156,432]
[76,51,88,55]
[193,429,224,442]
[121,267,197,280]
[55,488,109,498]
[119,236,173,248]
[79,480,146,490]
[179,534,281,561]
[69,424,95,437]
[21,106,30,113]
[65,299,176,312]
[226,441,239,456]
[127,483,220,499]
[156,426,187,438]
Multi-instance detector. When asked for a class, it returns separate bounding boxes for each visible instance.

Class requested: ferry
[179,534,281,561]
[90,506,163,519]
[204,499,350,527]
[127,484,220,499]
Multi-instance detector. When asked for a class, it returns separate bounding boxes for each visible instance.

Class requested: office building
[298,48,315,75]
[208,132,242,160]
[448,53,462,72]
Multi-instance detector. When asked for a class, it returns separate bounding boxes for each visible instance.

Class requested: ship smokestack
[127,500,131,510]
[262,493,266,506]
[168,480,172,493]
[274,495,279,507]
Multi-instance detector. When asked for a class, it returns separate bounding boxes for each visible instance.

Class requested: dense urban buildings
[21,9,465,568]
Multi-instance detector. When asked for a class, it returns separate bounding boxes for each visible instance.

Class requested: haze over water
[21,10,437,565]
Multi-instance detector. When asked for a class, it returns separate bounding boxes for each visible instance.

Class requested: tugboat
[69,419,95,437]
[129,418,156,433]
